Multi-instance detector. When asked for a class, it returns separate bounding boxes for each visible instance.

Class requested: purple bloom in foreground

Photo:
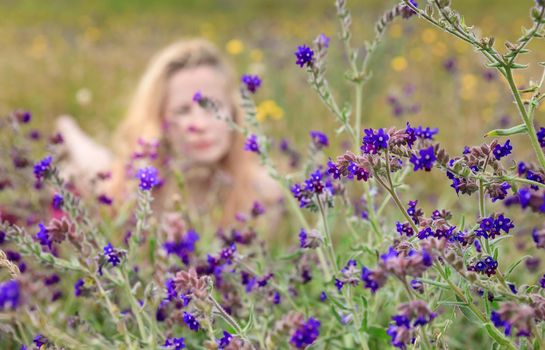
[164,336,185,349]
[52,193,64,210]
[493,140,512,160]
[0,280,20,310]
[290,317,320,349]
[244,134,260,154]
[218,331,232,349]
[183,311,200,331]
[136,166,159,191]
[241,74,261,94]
[74,279,84,297]
[294,45,314,68]
[36,223,52,249]
[33,155,52,181]
[103,242,121,267]
[192,91,202,103]
[361,128,389,154]
[410,146,436,172]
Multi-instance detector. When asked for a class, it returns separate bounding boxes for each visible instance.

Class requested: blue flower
[537,127,545,147]
[192,91,202,103]
[492,140,512,160]
[241,74,261,94]
[136,166,160,191]
[33,155,52,181]
[52,193,64,210]
[0,280,20,310]
[310,130,329,149]
[361,128,389,154]
[218,331,232,349]
[244,134,260,154]
[36,223,52,249]
[290,317,320,348]
[410,146,436,171]
[74,279,84,297]
[164,336,185,349]
[103,242,121,267]
[294,45,314,67]
[183,311,200,331]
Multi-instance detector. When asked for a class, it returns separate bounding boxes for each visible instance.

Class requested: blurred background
[1,0,545,203]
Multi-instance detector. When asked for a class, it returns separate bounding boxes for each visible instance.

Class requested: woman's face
[164,65,234,166]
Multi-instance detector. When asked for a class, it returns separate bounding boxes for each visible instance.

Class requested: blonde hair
[110,38,257,224]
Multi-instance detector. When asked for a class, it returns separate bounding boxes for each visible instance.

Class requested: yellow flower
[256,100,284,122]
[391,56,408,72]
[226,39,244,55]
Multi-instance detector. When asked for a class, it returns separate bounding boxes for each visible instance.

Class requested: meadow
[2,0,545,349]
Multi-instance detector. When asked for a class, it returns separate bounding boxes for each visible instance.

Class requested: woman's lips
[190,140,213,149]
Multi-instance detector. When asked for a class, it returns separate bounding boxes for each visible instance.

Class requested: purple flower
[164,336,186,349]
[218,331,232,349]
[97,194,113,206]
[410,146,436,171]
[310,131,329,149]
[52,193,63,210]
[192,91,202,103]
[15,110,31,123]
[319,291,327,301]
[294,45,314,68]
[401,0,418,19]
[290,317,320,348]
[136,166,159,191]
[538,127,545,148]
[251,201,265,217]
[244,134,260,154]
[183,311,200,331]
[361,128,389,154]
[103,242,121,267]
[33,155,52,181]
[361,266,386,293]
[0,231,5,245]
[493,140,512,160]
[33,335,48,348]
[36,223,52,249]
[0,280,20,310]
[162,230,199,265]
[241,74,261,94]
[74,279,84,297]
[44,274,60,286]
[315,33,330,48]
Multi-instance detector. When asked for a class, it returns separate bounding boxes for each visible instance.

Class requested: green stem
[505,67,545,170]
[210,296,256,350]
[122,268,148,344]
[316,195,339,272]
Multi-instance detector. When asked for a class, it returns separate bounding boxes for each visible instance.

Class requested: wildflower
[33,335,48,348]
[532,227,545,249]
[347,162,369,181]
[15,110,31,123]
[299,228,321,249]
[74,279,84,297]
[33,155,52,181]
[103,242,122,267]
[540,274,545,288]
[192,91,202,103]
[401,0,418,19]
[0,280,20,310]
[491,303,535,337]
[492,140,512,160]
[136,166,159,191]
[164,336,186,349]
[0,231,5,245]
[469,256,498,276]
[410,146,436,171]
[36,223,52,249]
[319,291,327,301]
[183,311,200,331]
[538,127,545,148]
[327,161,341,179]
[310,130,329,149]
[290,317,320,349]
[475,214,514,239]
[294,45,314,67]
[361,128,389,154]
[241,74,261,94]
[51,193,63,210]
[388,300,435,349]
[250,201,265,217]
[44,274,60,285]
[244,134,260,154]
[488,182,511,202]
[315,33,330,48]
[361,266,387,293]
[163,230,199,265]
[218,331,232,349]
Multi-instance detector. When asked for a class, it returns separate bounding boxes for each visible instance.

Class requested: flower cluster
[294,45,314,68]
[309,130,329,150]
[387,300,436,349]
[468,256,498,276]
[475,213,514,239]
[291,167,338,208]
[0,280,20,310]
[136,166,160,191]
[244,134,260,154]
[290,317,320,348]
[361,128,389,154]
[241,74,261,94]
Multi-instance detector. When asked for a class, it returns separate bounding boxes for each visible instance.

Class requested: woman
[57,39,282,228]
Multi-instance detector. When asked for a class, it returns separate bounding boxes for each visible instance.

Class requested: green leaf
[367,325,389,341]
[485,123,527,137]
[485,323,511,346]
[505,255,531,278]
